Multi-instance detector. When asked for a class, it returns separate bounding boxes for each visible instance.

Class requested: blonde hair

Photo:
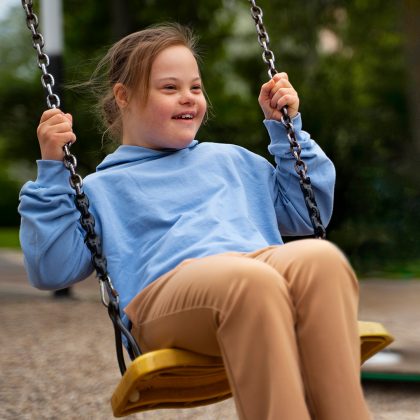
[89,23,201,141]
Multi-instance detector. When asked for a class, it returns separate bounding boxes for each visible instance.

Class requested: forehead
[150,45,200,78]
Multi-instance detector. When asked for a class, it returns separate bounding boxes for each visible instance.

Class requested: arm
[19,161,94,289]
[259,73,335,236]
[18,109,93,289]
[265,115,335,236]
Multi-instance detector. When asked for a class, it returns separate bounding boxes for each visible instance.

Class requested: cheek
[145,94,174,117]
[148,102,169,117]
[199,97,207,117]
[158,101,175,120]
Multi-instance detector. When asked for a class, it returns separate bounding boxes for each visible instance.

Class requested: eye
[163,85,176,90]
[191,85,202,91]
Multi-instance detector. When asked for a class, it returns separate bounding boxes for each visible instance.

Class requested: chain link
[22,0,61,108]
[248,0,326,239]
[21,0,119,306]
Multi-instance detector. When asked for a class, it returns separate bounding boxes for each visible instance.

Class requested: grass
[0,227,20,249]
[359,260,420,280]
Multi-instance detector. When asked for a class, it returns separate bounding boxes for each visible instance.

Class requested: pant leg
[251,240,371,420]
[124,252,311,420]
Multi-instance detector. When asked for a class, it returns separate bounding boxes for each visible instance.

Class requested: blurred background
[1,2,420,418]
[0,0,419,277]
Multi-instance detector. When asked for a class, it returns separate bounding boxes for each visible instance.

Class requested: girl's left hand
[258,72,299,121]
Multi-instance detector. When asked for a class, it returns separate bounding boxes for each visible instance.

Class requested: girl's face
[119,45,207,149]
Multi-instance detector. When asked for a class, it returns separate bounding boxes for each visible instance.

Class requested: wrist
[40,146,65,161]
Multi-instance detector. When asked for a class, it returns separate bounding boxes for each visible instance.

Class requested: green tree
[1,0,418,271]
[0,8,42,226]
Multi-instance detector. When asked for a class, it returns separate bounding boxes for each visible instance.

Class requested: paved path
[1,250,420,419]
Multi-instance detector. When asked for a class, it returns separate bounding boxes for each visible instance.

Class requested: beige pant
[125,239,371,420]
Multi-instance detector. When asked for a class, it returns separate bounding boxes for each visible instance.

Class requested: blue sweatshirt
[19,115,335,321]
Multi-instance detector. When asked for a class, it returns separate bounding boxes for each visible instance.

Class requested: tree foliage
[0,0,418,271]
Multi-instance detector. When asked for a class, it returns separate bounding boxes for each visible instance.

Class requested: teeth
[175,114,193,119]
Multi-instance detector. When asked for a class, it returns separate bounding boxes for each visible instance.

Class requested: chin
[174,139,194,149]
[164,136,195,150]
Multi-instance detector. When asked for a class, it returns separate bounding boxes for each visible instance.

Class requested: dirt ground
[1,250,420,419]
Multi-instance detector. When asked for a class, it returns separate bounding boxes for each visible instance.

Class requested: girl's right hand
[37,109,77,160]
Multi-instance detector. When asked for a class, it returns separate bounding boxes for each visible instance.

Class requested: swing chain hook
[248,0,326,239]
[99,275,120,308]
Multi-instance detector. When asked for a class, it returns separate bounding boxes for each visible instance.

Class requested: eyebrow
[156,77,201,82]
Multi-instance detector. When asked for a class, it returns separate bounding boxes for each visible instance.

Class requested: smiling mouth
[172,113,194,120]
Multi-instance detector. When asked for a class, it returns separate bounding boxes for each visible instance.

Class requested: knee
[294,239,352,270]
[226,259,290,306]
[303,240,358,293]
[270,240,358,295]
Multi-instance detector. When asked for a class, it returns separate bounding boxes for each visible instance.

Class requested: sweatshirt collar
[97,140,198,171]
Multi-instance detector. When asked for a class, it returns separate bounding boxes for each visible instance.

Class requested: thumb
[260,78,275,98]
[273,72,288,81]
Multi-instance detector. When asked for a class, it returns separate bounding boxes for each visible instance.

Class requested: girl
[19,23,371,420]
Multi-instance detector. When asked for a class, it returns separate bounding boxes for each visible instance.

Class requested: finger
[269,79,292,100]
[41,113,73,129]
[65,113,73,124]
[50,121,74,133]
[37,119,73,139]
[276,94,294,110]
[39,108,64,123]
[260,78,276,98]
[39,109,73,126]
[272,72,289,82]
[38,131,76,146]
[270,87,296,109]
[48,132,77,144]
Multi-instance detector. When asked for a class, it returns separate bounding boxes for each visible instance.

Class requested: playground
[1,1,420,419]
[1,249,419,419]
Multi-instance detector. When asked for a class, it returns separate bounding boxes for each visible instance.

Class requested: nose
[179,89,195,105]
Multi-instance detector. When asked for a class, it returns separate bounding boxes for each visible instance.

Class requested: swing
[21,0,393,417]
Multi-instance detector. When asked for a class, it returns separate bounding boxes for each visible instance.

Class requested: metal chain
[21,0,122,315]
[249,0,327,239]
[21,0,141,373]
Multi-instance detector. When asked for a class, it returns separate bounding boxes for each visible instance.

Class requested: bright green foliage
[0,0,419,272]
[0,227,20,249]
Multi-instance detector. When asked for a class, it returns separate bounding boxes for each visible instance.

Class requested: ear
[113,83,130,109]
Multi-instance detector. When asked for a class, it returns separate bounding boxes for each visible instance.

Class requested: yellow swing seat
[111,320,393,417]
[358,320,394,364]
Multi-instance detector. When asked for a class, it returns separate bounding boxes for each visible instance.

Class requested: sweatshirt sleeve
[264,113,335,236]
[18,160,94,290]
